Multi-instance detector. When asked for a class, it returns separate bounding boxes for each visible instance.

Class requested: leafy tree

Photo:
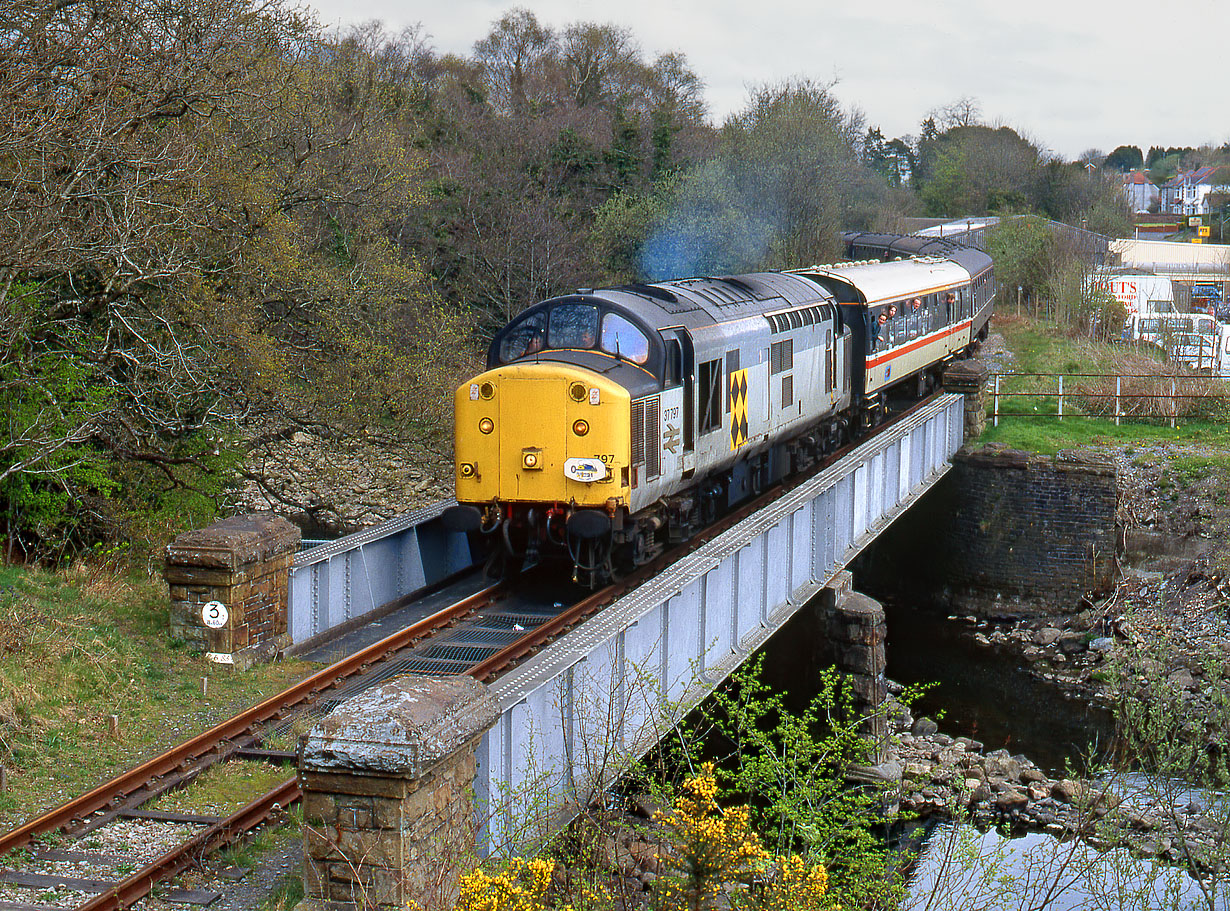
[1104,145,1144,172]
[918,125,1041,216]
[0,0,461,553]
[985,216,1055,309]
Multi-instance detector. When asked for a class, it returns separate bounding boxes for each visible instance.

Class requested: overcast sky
[307,0,1229,160]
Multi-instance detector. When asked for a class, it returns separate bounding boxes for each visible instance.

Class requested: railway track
[0,392,937,911]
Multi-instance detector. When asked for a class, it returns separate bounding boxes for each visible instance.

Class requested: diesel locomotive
[444,237,994,585]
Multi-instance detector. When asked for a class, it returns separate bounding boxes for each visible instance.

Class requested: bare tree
[473,8,557,116]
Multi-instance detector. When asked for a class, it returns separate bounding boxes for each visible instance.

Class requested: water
[881,595,1116,775]
[906,820,1225,911]
[757,592,1115,775]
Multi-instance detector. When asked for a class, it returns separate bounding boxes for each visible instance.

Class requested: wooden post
[993,374,1001,427]
[1115,376,1121,426]
[1171,377,1177,428]
[1058,375,1064,421]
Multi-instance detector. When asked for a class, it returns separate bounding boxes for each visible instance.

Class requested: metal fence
[991,372,1230,428]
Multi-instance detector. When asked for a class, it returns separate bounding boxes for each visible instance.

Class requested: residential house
[1159,166,1230,216]
[1122,171,1158,213]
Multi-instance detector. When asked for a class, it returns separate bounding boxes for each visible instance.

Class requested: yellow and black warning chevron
[729,368,749,451]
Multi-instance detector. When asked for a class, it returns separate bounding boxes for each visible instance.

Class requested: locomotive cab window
[600,312,649,364]
[549,304,599,349]
[664,339,682,386]
[498,311,547,362]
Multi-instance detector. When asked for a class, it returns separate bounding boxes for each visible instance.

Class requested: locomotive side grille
[631,399,645,467]
[645,395,661,480]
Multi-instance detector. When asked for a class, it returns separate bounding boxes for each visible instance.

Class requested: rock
[984,755,1022,781]
[904,762,931,778]
[995,788,1029,812]
[1021,767,1048,784]
[1036,627,1062,646]
[912,717,939,737]
[1051,779,1082,803]
[1058,633,1088,655]
[1127,811,1160,831]
[973,633,991,646]
[1027,784,1049,801]
[1023,646,1043,661]
[850,759,903,784]
[1089,637,1115,654]
[1169,669,1196,690]
[969,782,993,804]
[630,794,661,819]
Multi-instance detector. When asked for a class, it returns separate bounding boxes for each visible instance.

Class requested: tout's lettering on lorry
[1089,274,1175,317]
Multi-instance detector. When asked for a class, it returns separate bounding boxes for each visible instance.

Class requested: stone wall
[164,513,299,668]
[814,572,889,763]
[299,676,499,911]
[939,444,1119,617]
[942,358,990,442]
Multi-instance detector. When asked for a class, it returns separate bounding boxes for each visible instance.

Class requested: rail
[990,372,1230,429]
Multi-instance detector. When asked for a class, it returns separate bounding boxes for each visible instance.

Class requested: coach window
[498,311,547,362]
[549,304,599,350]
[600,312,650,364]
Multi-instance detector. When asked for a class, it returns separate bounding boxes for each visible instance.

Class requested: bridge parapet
[476,393,965,854]
[288,501,476,647]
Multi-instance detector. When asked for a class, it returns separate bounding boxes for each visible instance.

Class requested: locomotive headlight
[522,448,542,469]
[572,419,589,436]
[459,462,476,477]
[479,417,495,434]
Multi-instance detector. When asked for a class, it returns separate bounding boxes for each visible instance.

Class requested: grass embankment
[0,564,312,830]
[979,314,1230,460]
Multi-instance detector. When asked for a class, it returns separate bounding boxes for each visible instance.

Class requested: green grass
[257,872,305,911]
[0,563,312,834]
[980,315,1230,452]
[217,807,302,870]
[152,760,293,816]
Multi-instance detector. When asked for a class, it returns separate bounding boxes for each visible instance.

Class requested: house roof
[1163,166,1223,189]
[1124,171,1153,186]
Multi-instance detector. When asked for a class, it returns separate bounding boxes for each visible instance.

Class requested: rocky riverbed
[881,441,1230,873]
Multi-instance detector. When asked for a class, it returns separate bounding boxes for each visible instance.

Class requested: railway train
[444,234,994,585]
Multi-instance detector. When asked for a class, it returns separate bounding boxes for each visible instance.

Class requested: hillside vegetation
[1,1,1136,562]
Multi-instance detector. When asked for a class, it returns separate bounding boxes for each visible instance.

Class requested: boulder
[1051,779,1082,803]
[1036,627,1062,646]
[912,717,939,737]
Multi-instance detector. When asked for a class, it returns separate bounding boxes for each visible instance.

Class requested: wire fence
[991,372,1230,428]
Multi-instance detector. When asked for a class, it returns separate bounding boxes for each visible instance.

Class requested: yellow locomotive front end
[449,361,633,580]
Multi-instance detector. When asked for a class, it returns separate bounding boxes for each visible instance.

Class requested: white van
[1124,312,1217,345]
[1124,312,1223,373]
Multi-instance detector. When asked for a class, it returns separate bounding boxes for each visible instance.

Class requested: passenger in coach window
[907,297,923,338]
[945,291,957,320]
[875,311,889,350]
